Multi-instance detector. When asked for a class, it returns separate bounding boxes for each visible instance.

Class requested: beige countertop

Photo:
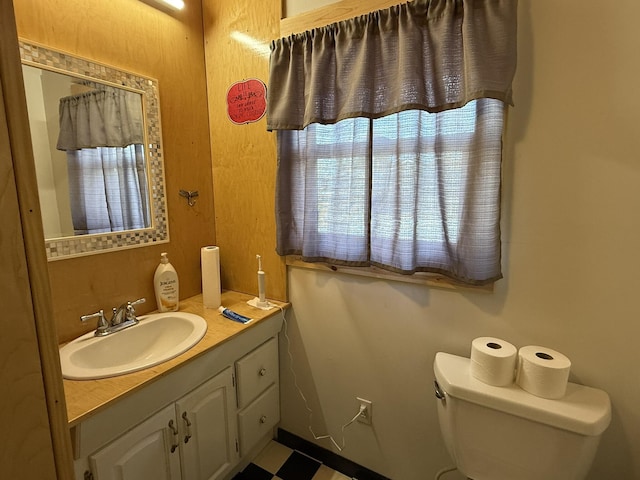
[62,291,289,426]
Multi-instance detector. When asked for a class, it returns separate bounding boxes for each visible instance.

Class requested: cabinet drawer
[235,336,278,408]
[237,383,279,456]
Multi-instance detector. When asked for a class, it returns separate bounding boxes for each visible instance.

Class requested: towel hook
[179,189,199,207]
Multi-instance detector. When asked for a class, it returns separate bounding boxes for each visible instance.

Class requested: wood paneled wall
[198,0,401,302]
[280,0,398,36]
[202,0,287,301]
[0,102,60,479]
[0,2,73,477]
[13,0,216,343]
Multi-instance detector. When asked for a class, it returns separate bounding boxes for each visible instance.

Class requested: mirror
[19,39,169,260]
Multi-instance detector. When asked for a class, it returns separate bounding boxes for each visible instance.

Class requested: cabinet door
[176,366,238,480]
[89,404,181,480]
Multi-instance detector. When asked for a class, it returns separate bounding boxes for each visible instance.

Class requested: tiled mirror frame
[19,39,169,260]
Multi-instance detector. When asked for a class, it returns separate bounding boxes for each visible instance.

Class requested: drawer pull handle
[168,420,179,453]
[182,411,192,443]
[259,368,267,376]
[260,415,268,424]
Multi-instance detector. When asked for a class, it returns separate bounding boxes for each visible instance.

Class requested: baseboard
[276,428,390,480]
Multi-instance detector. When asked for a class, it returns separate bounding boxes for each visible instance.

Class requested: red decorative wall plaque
[226,78,267,125]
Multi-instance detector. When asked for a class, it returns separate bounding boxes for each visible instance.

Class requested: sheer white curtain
[57,86,149,235]
[269,0,517,285]
[66,145,149,234]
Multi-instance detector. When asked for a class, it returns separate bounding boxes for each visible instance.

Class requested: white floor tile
[253,440,294,474]
[312,464,351,480]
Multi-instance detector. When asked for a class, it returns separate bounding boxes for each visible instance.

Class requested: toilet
[433,352,611,480]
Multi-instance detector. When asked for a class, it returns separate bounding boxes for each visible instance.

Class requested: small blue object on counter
[218,306,253,324]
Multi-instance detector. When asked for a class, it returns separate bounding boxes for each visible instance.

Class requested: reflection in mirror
[22,66,151,237]
[19,40,168,260]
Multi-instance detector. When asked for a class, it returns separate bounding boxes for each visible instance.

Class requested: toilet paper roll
[470,337,518,386]
[201,246,221,309]
[516,345,571,399]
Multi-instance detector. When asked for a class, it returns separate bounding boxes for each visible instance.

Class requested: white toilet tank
[433,352,611,480]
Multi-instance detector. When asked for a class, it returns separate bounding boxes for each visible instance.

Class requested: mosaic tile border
[19,39,169,260]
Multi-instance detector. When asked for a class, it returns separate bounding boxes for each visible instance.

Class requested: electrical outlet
[357,397,373,425]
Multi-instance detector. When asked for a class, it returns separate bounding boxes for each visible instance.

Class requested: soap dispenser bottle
[154,252,179,312]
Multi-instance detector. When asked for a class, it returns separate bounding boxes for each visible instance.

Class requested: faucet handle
[81,310,109,335]
[80,309,105,322]
[125,297,146,320]
[109,298,147,326]
[129,298,146,308]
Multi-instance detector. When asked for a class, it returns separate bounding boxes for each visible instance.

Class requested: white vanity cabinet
[73,313,282,480]
[88,367,236,480]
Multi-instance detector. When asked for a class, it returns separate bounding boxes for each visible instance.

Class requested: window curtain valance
[267,0,517,131]
[57,87,144,151]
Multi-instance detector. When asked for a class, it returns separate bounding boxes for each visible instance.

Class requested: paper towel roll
[516,345,571,399]
[470,337,518,386]
[201,246,221,309]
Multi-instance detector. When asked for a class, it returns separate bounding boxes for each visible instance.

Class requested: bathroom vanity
[63,291,286,480]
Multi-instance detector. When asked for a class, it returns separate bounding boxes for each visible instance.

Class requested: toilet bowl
[433,352,611,480]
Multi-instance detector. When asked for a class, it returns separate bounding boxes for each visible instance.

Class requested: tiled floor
[233,440,351,480]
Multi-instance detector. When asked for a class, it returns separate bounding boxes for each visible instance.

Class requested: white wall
[22,66,75,239]
[278,1,640,478]
[284,0,338,17]
[22,65,63,238]
[41,70,74,237]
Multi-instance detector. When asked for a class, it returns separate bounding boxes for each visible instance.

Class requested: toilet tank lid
[434,352,611,436]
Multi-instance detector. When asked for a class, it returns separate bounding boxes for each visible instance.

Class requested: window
[276,99,504,285]
[268,0,517,286]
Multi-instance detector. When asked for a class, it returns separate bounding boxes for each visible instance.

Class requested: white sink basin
[59,312,207,380]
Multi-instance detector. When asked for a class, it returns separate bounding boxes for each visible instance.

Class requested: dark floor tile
[233,462,274,480]
[277,429,390,480]
[276,451,321,480]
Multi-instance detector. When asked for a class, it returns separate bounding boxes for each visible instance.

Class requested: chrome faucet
[81,298,146,336]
